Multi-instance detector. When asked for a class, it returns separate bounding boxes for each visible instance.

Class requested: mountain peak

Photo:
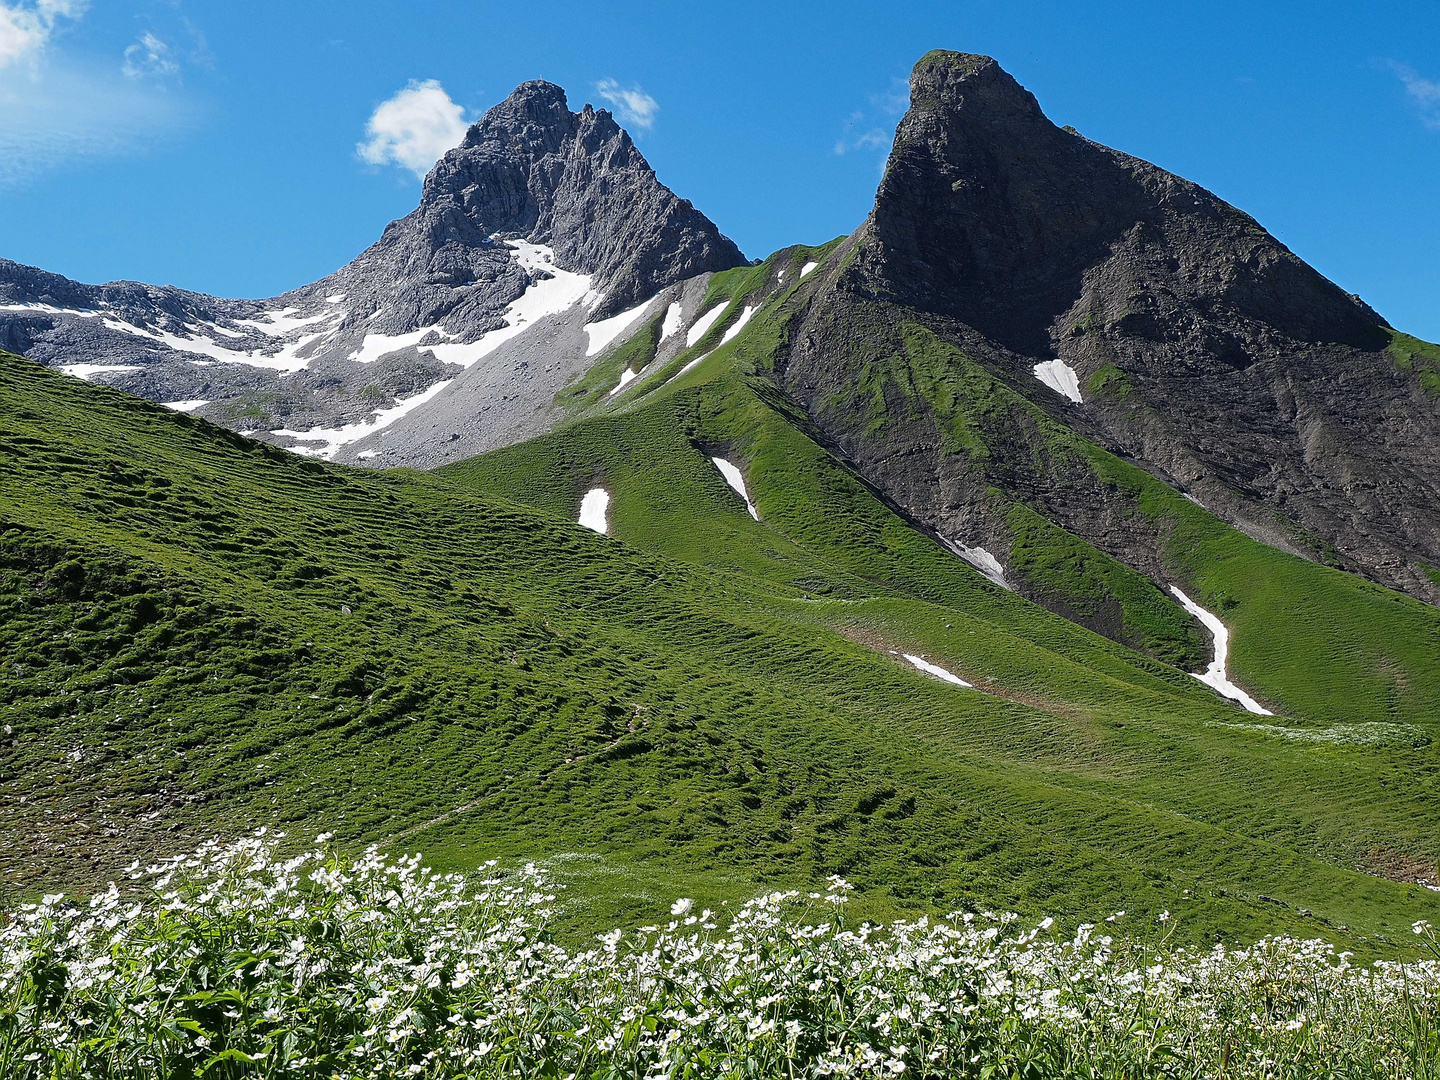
[462,80,575,149]
[907,51,1041,123]
[418,78,741,317]
[859,48,1379,356]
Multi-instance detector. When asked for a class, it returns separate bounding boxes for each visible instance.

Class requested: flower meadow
[4,834,1439,1079]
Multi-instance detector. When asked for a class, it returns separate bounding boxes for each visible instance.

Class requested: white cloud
[834,110,891,155]
[1390,60,1440,130]
[869,76,910,117]
[0,56,190,185]
[595,78,658,131]
[834,127,891,156]
[834,79,908,157]
[358,79,467,178]
[0,0,86,68]
[123,32,178,79]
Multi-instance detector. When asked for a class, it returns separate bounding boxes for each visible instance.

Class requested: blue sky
[0,1,1436,338]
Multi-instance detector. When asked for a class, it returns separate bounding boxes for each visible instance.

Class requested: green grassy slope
[443,250,1440,942]
[600,246,1440,730]
[4,346,1440,954]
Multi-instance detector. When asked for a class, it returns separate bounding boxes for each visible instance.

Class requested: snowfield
[235,307,338,336]
[671,305,756,382]
[660,301,684,340]
[1033,359,1083,403]
[59,363,142,380]
[711,456,760,520]
[1169,586,1272,715]
[684,303,728,347]
[609,367,639,395]
[349,242,593,369]
[272,379,455,460]
[0,301,338,374]
[579,487,611,534]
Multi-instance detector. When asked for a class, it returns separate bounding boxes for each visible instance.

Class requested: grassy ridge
[4,343,1440,951]
[444,370,1440,948]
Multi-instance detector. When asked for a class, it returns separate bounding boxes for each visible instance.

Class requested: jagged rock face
[337,81,745,328]
[857,52,1381,358]
[788,51,1440,605]
[0,80,744,448]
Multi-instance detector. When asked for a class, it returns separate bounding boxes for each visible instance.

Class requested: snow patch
[272,379,454,460]
[685,303,728,347]
[578,488,610,534]
[902,653,971,687]
[60,363,141,380]
[355,450,379,460]
[95,317,330,373]
[325,294,346,304]
[584,296,653,357]
[0,302,96,316]
[670,305,758,383]
[347,325,453,365]
[608,367,639,396]
[711,457,759,520]
[800,261,819,278]
[161,399,209,412]
[941,538,1011,589]
[4,304,327,371]
[720,305,756,345]
[196,320,246,339]
[660,302,684,340]
[1033,359,1083,403]
[348,242,593,369]
[236,308,337,336]
[1169,586,1272,715]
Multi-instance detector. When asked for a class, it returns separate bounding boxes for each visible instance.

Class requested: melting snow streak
[660,302,683,340]
[711,457,759,520]
[584,297,653,357]
[902,654,971,687]
[1169,586,1272,715]
[273,380,454,460]
[941,538,1011,590]
[579,488,611,534]
[685,303,727,347]
[609,367,639,396]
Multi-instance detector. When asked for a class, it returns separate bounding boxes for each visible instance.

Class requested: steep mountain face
[326,80,744,334]
[781,51,1440,611]
[0,81,744,454]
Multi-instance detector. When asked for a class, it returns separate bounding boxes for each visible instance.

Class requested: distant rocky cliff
[0,81,744,446]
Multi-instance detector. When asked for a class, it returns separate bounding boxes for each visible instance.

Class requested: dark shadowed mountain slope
[778,51,1440,608]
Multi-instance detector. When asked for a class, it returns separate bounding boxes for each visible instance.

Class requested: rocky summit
[783,50,1440,611]
[0,80,745,453]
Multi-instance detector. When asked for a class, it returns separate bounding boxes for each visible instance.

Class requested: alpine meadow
[3,44,1440,1079]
